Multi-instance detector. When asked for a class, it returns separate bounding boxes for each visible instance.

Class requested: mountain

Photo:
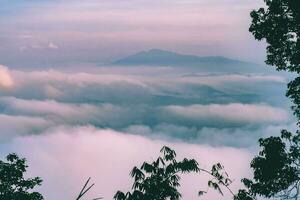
[113,49,268,73]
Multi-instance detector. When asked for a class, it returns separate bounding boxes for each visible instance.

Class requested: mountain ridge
[112,49,266,73]
[114,49,255,65]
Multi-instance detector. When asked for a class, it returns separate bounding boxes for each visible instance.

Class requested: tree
[249,0,300,118]
[235,0,300,199]
[287,77,300,120]
[0,153,43,200]
[114,146,233,200]
[249,0,300,73]
[235,130,300,200]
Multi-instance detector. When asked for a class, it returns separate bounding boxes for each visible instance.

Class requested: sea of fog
[0,63,297,200]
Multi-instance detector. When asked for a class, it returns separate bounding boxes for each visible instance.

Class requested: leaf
[198,190,207,196]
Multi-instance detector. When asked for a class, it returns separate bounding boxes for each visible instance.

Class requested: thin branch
[76,177,91,200]
[76,178,103,200]
[199,168,235,196]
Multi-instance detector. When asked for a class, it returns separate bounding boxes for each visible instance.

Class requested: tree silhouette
[0,153,43,200]
[235,130,300,200]
[249,0,300,73]
[235,0,300,199]
[249,0,300,119]
[114,146,233,200]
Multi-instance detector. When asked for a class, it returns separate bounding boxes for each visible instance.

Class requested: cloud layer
[0,65,293,146]
[0,63,295,199]
[2,126,253,200]
[162,103,288,126]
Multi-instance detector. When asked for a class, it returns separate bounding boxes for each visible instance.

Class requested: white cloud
[44,85,63,98]
[17,43,59,52]
[4,126,252,200]
[48,42,59,49]
[179,74,286,85]
[162,103,289,125]
[0,67,291,144]
[12,69,147,87]
[0,66,291,145]
[0,114,51,139]
[0,97,137,128]
[0,65,14,89]
[123,123,297,147]
[4,68,286,106]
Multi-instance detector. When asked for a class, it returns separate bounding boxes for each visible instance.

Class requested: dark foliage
[287,77,300,120]
[0,153,43,200]
[249,0,300,125]
[235,130,300,200]
[249,0,300,73]
[235,0,300,199]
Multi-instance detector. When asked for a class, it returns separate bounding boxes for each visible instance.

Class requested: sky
[0,0,294,200]
[0,0,267,68]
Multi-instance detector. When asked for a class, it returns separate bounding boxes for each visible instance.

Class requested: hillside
[113,49,267,73]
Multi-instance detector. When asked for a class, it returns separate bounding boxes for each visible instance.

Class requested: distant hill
[113,49,267,73]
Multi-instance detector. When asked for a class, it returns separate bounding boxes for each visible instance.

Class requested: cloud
[0,66,292,145]
[123,123,297,147]
[12,69,147,87]
[179,74,287,85]
[0,114,51,139]
[17,42,59,52]
[4,69,151,104]
[0,97,91,117]
[48,42,59,49]
[2,126,253,200]
[0,96,290,140]
[0,65,14,89]
[161,103,289,127]
[0,95,291,147]
[2,67,287,107]
[0,97,142,129]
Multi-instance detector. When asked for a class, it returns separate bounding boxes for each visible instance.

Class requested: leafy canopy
[235,130,300,200]
[249,0,300,73]
[114,146,232,200]
[235,0,300,199]
[249,0,300,121]
[0,153,43,200]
